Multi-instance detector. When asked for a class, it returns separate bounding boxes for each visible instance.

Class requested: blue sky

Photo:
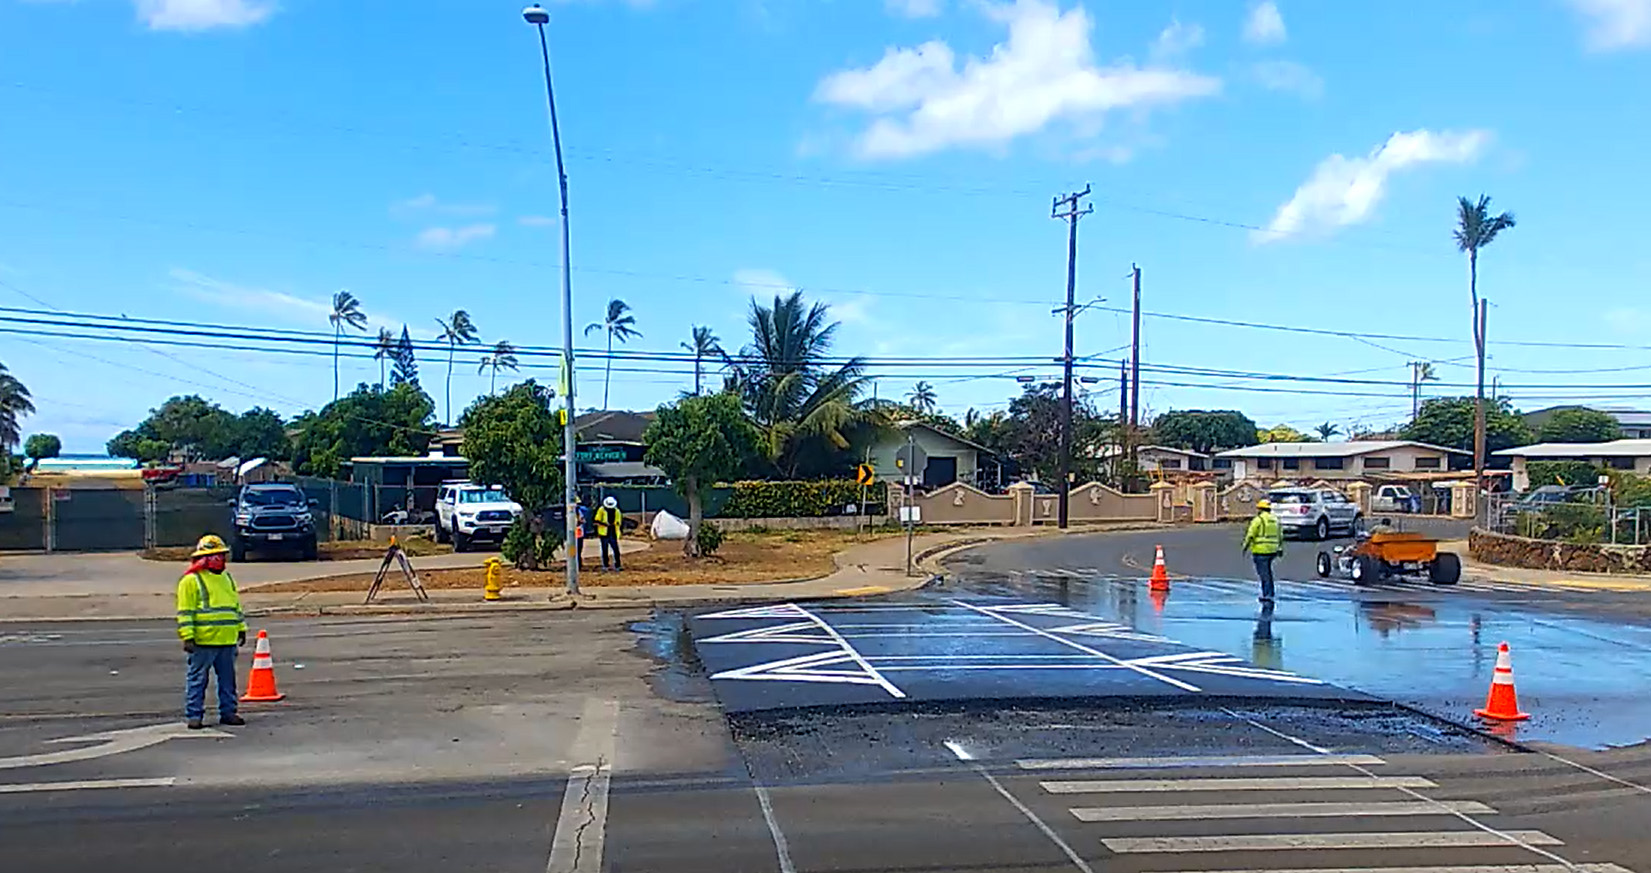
[2,0,1650,452]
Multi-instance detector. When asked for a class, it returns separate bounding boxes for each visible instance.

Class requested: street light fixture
[522,3,579,597]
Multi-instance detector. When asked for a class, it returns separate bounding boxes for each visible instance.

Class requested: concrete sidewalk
[1444,539,1651,591]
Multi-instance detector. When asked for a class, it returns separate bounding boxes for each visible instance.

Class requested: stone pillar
[1451,481,1477,519]
[1345,481,1372,515]
[1151,481,1177,524]
[1189,482,1218,522]
[1007,481,1035,527]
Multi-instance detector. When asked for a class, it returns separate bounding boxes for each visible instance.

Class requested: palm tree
[328,290,368,402]
[1453,194,1516,475]
[372,327,395,390]
[584,298,641,409]
[725,291,872,477]
[1410,361,1439,419]
[436,310,479,424]
[908,381,938,414]
[478,340,520,394]
[1313,422,1341,441]
[680,325,721,395]
[0,363,34,453]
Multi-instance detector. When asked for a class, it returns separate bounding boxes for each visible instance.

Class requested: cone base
[1473,708,1528,721]
[1149,580,1170,592]
[242,692,286,702]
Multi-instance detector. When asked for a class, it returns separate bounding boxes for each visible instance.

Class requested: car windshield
[243,489,304,507]
[458,488,507,504]
[1268,491,1312,504]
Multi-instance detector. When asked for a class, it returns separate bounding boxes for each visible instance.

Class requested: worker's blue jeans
[184,644,239,721]
[1252,554,1278,601]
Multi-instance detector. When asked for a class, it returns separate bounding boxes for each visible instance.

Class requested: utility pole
[1129,264,1142,466]
[1473,299,1488,493]
[1051,185,1092,530]
[1118,358,1129,482]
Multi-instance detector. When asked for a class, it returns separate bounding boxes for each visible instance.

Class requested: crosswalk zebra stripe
[1017,753,1386,770]
[1041,775,1437,793]
[1070,800,1495,822]
[1101,830,1563,853]
[1150,866,1630,873]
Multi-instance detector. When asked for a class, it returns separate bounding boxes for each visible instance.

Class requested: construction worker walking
[176,534,247,730]
[595,496,623,571]
[1242,499,1284,604]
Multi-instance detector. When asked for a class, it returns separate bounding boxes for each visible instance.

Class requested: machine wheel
[1315,517,1330,541]
[1315,552,1332,578]
[1351,514,1366,535]
[453,529,469,553]
[1429,552,1462,585]
[434,522,450,544]
[1350,555,1380,585]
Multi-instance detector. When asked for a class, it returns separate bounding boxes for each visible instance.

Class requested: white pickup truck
[1370,484,1420,513]
[435,483,522,552]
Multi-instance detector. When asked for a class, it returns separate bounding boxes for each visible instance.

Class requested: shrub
[502,516,564,570]
[695,520,724,557]
[720,480,886,518]
[1526,460,1602,489]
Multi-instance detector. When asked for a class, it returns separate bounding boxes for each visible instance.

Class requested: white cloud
[518,215,558,227]
[415,224,497,252]
[1252,59,1323,98]
[886,0,943,17]
[168,268,333,321]
[1151,18,1205,62]
[1569,0,1651,50]
[1256,129,1491,243]
[135,0,275,31]
[1242,0,1286,45]
[391,194,496,219]
[733,268,871,325]
[813,0,1221,159]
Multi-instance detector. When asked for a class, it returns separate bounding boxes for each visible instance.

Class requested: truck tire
[231,539,247,563]
[453,529,469,553]
[1315,516,1330,541]
[301,537,318,561]
[1429,552,1462,585]
[435,522,449,544]
[1315,552,1332,578]
[1350,555,1380,585]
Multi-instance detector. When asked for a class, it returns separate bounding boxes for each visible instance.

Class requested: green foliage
[1152,410,1259,454]
[289,383,435,477]
[1609,473,1651,508]
[23,433,61,461]
[108,396,295,464]
[721,479,886,518]
[1402,396,1533,453]
[991,382,1111,484]
[646,392,763,556]
[460,380,564,513]
[391,325,419,386]
[0,362,34,452]
[502,515,564,570]
[1258,424,1314,443]
[695,520,724,557]
[1518,503,1606,544]
[1526,460,1601,488]
[1537,408,1621,444]
[1312,422,1342,441]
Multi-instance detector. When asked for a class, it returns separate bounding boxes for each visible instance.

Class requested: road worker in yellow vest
[176,534,248,730]
[595,496,623,571]
[1242,499,1284,604]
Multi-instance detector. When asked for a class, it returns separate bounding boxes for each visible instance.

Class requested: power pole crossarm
[1051,185,1093,530]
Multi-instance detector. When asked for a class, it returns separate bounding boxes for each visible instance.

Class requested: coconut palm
[328,290,368,402]
[680,325,721,395]
[584,298,640,409]
[1312,422,1341,441]
[908,381,938,414]
[724,291,873,477]
[1410,361,1439,419]
[478,340,520,394]
[1453,194,1516,472]
[436,310,479,424]
[372,327,395,390]
[0,363,34,453]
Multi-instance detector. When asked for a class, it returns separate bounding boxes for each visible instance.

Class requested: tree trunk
[523,513,545,571]
[685,475,702,558]
[379,357,386,391]
[490,366,497,395]
[333,327,341,402]
[693,353,702,395]
[604,331,614,409]
[446,343,455,425]
[1470,251,1485,487]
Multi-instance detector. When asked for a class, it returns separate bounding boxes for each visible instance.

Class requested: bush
[1526,460,1602,489]
[695,520,724,557]
[720,480,886,518]
[1518,503,1607,544]
[502,516,565,570]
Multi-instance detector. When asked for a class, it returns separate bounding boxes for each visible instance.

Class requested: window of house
[1282,458,1300,471]
[1608,456,1635,470]
[1363,457,1391,470]
[1313,457,1344,470]
[1160,459,1182,470]
[1212,458,1233,470]
[1189,457,1206,471]
[1256,458,1273,470]
[1415,457,1441,470]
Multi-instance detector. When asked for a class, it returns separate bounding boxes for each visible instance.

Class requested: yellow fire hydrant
[483,557,504,602]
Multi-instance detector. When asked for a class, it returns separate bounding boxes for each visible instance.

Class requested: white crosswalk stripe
[1102,832,1565,853]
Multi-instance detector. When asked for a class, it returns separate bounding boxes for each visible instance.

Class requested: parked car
[1267,487,1364,540]
[230,483,318,561]
[435,483,522,552]
[1371,484,1421,514]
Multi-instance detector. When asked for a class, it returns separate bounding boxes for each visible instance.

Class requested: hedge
[720,480,887,518]
[1526,460,1603,489]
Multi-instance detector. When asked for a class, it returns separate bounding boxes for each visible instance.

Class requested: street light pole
[523,4,578,597]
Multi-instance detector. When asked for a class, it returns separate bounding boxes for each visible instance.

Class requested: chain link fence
[1485,490,1649,546]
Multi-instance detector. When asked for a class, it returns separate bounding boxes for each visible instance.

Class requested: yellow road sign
[856,463,875,486]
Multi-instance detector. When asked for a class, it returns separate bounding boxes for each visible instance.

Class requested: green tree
[1259,424,1315,443]
[108,395,238,462]
[645,392,762,557]
[1453,194,1517,470]
[328,290,368,402]
[478,340,520,395]
[233,407,291,461]
[1312,422,1342,441]
[1402,396,1533,454]
[436,310,479,425]
[23,433,61,463]
[996,383,1109,484]
[289,383,435,477]
[0,363,34,453]
[459,380,564,569]
[725,292,873,478]
[908,381,938,414]
[372,327,396,390]
[1152,410,1259,454]
[1537,408,1621,444]
[681,325,721,396]
[585,298,640,409]
[392,325,419,386]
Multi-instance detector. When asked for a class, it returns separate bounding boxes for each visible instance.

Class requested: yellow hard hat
[191,534,231,557]
[1256,499,1272,511]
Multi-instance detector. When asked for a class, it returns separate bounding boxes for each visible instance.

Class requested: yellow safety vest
[176,570,247,646]
[594,506,622,537]
[1244,513,1283,556]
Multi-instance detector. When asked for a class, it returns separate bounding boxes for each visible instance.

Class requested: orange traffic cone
[1149,544,1171,592]
[241,630,287,703]
[1473,641,1528,721]
[1149,587,1169,614]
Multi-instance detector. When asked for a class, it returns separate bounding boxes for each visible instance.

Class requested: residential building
[1215,441,1467,483]
[869,421,998,490]
[1495,439,1651,491]
[1098,444,1212,474]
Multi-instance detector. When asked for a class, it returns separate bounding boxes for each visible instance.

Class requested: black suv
[230,483,319,561]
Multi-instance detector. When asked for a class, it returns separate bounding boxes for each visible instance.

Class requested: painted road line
[1153,866,1635,873]
[1102,831,1563,854]
[1041,776,1438,793]
[1071,800,1495,822]
[1,722,228,770]
[0,777,176,794]
[952,600,1203,692]
[753,785,796,873]
[1018,754,1386,771]
[546,698,619,873]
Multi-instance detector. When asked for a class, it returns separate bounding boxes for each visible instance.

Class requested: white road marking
[1536,750,1651,796]
[1102,831,1564,853]
[1018,754,1385,771]
[972,762,1097,873]
[0,723,228,770]
[1223,708,1334,754]
[1157,867,1632,873]
[1071,800,1495,822]
[796,605,907,699]
[546,698,618,873]
[1041,776,1438,793]
[943,740,974,761]
[0,777,176,793]
[952,600,1203,692]
[754,785,796,873]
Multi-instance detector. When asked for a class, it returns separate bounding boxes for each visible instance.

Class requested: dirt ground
[247,529,896,593]
[142,537,450,563]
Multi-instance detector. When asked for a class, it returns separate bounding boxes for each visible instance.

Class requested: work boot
[219,714,246,727]
[186,718,204,730]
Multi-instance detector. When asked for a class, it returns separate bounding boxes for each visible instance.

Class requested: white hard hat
[603,496,618,509]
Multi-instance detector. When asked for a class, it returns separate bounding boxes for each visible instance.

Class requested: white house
[1216,441,1467,483]
[1495,439,1651,491]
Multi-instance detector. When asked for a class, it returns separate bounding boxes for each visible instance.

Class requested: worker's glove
[237,631,246,647]
[182,640,196,654]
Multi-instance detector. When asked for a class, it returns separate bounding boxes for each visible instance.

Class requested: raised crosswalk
[1008,568,1610,597]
